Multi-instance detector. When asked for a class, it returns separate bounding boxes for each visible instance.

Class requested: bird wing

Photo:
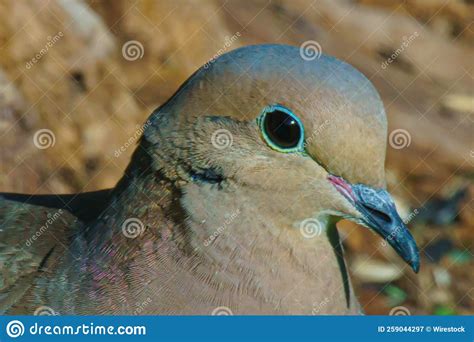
[0,190,111,313]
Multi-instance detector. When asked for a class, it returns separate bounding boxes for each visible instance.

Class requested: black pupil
[264,110,301,148]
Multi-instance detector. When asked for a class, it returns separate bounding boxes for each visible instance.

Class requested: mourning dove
[0,44,419,315]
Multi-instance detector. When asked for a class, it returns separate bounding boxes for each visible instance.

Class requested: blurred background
[0,0,472,315]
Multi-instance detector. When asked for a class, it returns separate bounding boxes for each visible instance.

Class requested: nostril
[363,205,392,224]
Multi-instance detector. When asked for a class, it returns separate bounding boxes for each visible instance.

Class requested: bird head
[141,44,419,273]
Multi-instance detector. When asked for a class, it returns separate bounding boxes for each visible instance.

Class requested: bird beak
[328,175,420,273]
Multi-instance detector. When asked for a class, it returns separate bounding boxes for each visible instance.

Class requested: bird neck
[81,139,174,247]
[75,144,356,314]
[73,172,356,314]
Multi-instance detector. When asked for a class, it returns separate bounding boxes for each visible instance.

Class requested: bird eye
[258,105,305,152]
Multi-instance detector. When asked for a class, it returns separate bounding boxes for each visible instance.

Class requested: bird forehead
[190,45,384,120]
[156,45,388,187]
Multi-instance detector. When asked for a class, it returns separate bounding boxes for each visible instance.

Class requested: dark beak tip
[408,239,421,273]
[411,260,420,273]
[330,179,422,274]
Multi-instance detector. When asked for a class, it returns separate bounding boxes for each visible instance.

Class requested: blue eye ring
[257,104,305,153]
